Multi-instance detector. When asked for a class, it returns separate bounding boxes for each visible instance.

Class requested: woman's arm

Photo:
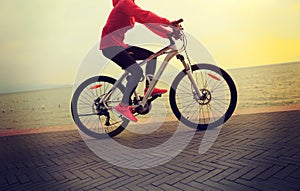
[122,1,170,24]
[120,0,171,37]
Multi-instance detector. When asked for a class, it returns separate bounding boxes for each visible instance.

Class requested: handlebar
[167,18,184,45]
[172,18,184,26]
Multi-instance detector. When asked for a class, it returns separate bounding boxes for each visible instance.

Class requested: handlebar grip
[175,18,184,25]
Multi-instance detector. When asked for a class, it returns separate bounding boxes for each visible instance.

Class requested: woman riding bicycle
[100,0,179,122]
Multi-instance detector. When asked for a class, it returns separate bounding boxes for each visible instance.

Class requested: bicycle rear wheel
[71,76,129,138]
[169,64,237,130]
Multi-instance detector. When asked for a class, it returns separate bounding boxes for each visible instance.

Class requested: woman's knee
[126,64,143,77]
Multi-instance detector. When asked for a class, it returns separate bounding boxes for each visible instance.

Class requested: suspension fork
[176,54,203,99]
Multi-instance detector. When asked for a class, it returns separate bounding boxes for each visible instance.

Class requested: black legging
[102,46,156,104]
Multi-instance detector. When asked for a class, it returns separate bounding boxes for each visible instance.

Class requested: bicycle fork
[176,54,203,99]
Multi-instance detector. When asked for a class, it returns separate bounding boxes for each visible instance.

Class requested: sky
[0,0,299,93]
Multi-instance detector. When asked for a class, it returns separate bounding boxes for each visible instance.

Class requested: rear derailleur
[94,97,110,126]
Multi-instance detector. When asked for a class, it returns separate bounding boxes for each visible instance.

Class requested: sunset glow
[0,0,299,93]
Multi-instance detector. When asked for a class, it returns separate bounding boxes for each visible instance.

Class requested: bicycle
[71,19,237,138]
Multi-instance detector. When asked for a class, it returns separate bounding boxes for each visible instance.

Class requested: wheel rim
[170,64,237,129]
[71,76,129,138]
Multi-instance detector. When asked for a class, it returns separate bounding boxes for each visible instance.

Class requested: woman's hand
[169,20,181,28]
[169,19,183,40]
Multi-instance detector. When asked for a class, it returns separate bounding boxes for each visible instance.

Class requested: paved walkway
[0,110,300,190]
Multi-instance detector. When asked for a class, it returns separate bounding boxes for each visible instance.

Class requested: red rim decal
[208,74,220,81]
[89,84,103,89]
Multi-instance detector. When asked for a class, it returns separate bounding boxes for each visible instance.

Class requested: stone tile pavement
[0,110,300,190]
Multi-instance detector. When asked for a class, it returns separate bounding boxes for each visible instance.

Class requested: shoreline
[0,104,299,137]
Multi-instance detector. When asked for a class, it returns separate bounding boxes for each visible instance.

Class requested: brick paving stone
[82,169,101,179]
[189,180,222,191]
[236,177,280,191]
[203,179,247,191]
[3,182,40,191]
[285,176,300,185]
[116,168,139,177]
[225,158,257,168]
[225,166,254,181]
[257,165,284,180]
[278,156,300,166]
[210,167,238,182]
[156,171,194,186]
[239,158,271,168]
[143,184,165,191]
[264,177,300,191]
[105,167,126,177]
[152,166,176,175]
[220,179,258,191]
[213,160,243,170]
[115,187,130,191]
[79,176,116,190]
[15,172,30,184]
[65,178,94,190]
[41,179,73,191]
[290,168,300,179]
[161,164,189,174]
[158,183,182,191]
[61,170,77,181]
[96,176,131,190]
[138,173,169,187]
[174,162,203,172]
[273,165,299,179]
[109,175,144,189]
[0,175,7,186]
[50,171,66,182]
[242,149,266,160]
[173,182,204,191]
[151,172,182,186]
[199,161,229,170]
[180,169,209,184]
[5,174,18,185]
[71,169,90,180]
[125,174,156,189]
[124,185,147,191]
[251,156,290,167]
[241,164,272,180]
[195,168,224,182]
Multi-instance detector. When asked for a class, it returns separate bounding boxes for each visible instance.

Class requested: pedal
[105,120,110,126]
[104,112,110,126]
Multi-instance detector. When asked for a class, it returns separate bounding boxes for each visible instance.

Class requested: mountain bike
[71,19,237,138]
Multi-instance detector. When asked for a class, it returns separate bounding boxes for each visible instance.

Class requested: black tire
[71,76,129,138]
[169,64,237,130]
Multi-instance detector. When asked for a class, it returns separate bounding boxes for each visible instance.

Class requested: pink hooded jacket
[100,0,170,49]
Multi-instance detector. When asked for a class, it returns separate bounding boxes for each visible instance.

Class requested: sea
[0,62,299,130]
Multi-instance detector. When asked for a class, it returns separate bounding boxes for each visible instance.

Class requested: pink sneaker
[144,87,167,96]
[114,104,138,122]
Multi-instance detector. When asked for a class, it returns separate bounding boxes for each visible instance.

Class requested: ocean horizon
[0,62,299,130]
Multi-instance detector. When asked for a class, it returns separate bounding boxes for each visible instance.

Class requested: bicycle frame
[101,44,177,109]
[102,32,203,110]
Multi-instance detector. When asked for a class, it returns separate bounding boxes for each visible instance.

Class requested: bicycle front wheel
[71,76,129,138]
[169,64,237,130]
